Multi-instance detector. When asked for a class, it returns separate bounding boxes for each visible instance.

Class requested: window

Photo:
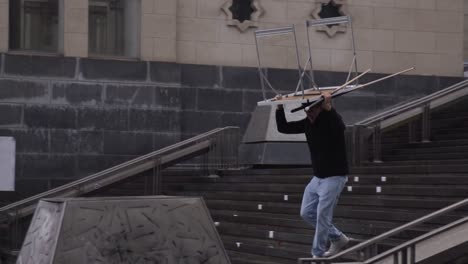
[89,0,140,58]
[9,0,63,53]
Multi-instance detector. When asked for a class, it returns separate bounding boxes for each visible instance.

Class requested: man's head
[305,104,322,123]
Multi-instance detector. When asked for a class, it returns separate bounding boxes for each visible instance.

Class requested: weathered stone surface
[11,129,49,153]
[50,129,80,153]
[180,111,222,134]
[197,88,243,112]
[0,79,49,103]
[181,64,220,88]
[18,154,76,178]
[4,54,76,78]
[129,109,180,132]
[222,66,261,90]
[77,108,128,130]
[0,104,22,126]
[103,131,154,155]
[24,106,77,129]
[150,61,181,83]
[52,82,103,106]
[105,84,154,108]
[81,58,147,81]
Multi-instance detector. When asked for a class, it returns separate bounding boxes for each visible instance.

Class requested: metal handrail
[364,215,468,264]
[298,198,468,264]
[0,126,240,222]
[357,79,468,127]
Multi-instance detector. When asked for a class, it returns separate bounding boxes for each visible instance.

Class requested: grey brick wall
[0,53,464,203]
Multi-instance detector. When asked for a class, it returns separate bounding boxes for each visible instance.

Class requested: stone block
[81,58,147,81]
[0,104,22,126]
[219,25,255,45]
[154,87,182,109]
[177,0,197,17]
[11,129,49,153]
[304,48,331,72]
[266,68,306,93]
[77,108,128,130]
[177,18,219,42]
[105,85,154,108]
[373,7,415,30]
[355,28,394,52]
[142,14,177,39]
[52,82,102,106]
[241,44,259,67]
[221,112,251,132]
[153,38,177,62]
[196,42,243,66]
[5,54,76,78]
[439,77,465,89]
[395,31,436,53]
[415,10,463,33]
[176,41,196,64]
[24,106,77,129]
[65,33,88,58]
[179,87,197,110]
[348,6,373,28]
[14,178,50,198]
[0,79,49,103]
[181,64,220,88]
[140,37,153,60]
[436,0,463,12]
[414,53,441,76]
[50,129,80,153]
[331,50,373,72]
[437,54,463,77]
[197,0,224,18]
[373,51,416,74]
[129,109,180,132]
[261,0,288,23]
[77,154,134,177]
[153,132,181,150]
[314,71,349,87]
[150,61,181,83]
[394,0,435,9]
[155,0,177,15]
[103,131,154,155]
[19,154,77,178]
[286,1,315,23]
[360,72,396,95]
[141,0,154,14]
[333,92,377,112]
[180,111,222,134]
[436,33,463,55]
[222,66,261,90]
[65,8,88,33]
[79,130,104,154]
[197,88,243,112]
[395,74,439,96]
[66,0,88,9]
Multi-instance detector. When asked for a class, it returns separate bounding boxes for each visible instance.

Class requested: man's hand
[321,92,332,111]
[275,94,284,110]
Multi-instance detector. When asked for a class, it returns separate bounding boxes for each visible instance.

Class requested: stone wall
[0,0,464,76]
[0,54,254,202]
[0,53,464,202]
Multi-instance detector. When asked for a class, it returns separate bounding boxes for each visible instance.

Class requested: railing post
[408,120,416,143]
[421,104,431,143]
[373,123,382,163]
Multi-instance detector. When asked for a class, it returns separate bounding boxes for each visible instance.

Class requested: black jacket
[276,107,348,178]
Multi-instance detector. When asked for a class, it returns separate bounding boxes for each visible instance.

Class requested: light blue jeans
[300,175,347,257]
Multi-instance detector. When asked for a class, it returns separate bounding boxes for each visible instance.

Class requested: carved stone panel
[17,196,230,264]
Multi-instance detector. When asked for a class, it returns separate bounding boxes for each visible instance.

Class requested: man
[275,92,349,258]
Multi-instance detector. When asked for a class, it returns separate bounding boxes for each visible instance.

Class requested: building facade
[0,0,466,201]
[0,0,466,77]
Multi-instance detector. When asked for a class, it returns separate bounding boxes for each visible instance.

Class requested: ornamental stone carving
[311,0,349,37]
[221,0,264,32]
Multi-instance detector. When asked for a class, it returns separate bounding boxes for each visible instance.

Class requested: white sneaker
[323,234,350,257]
